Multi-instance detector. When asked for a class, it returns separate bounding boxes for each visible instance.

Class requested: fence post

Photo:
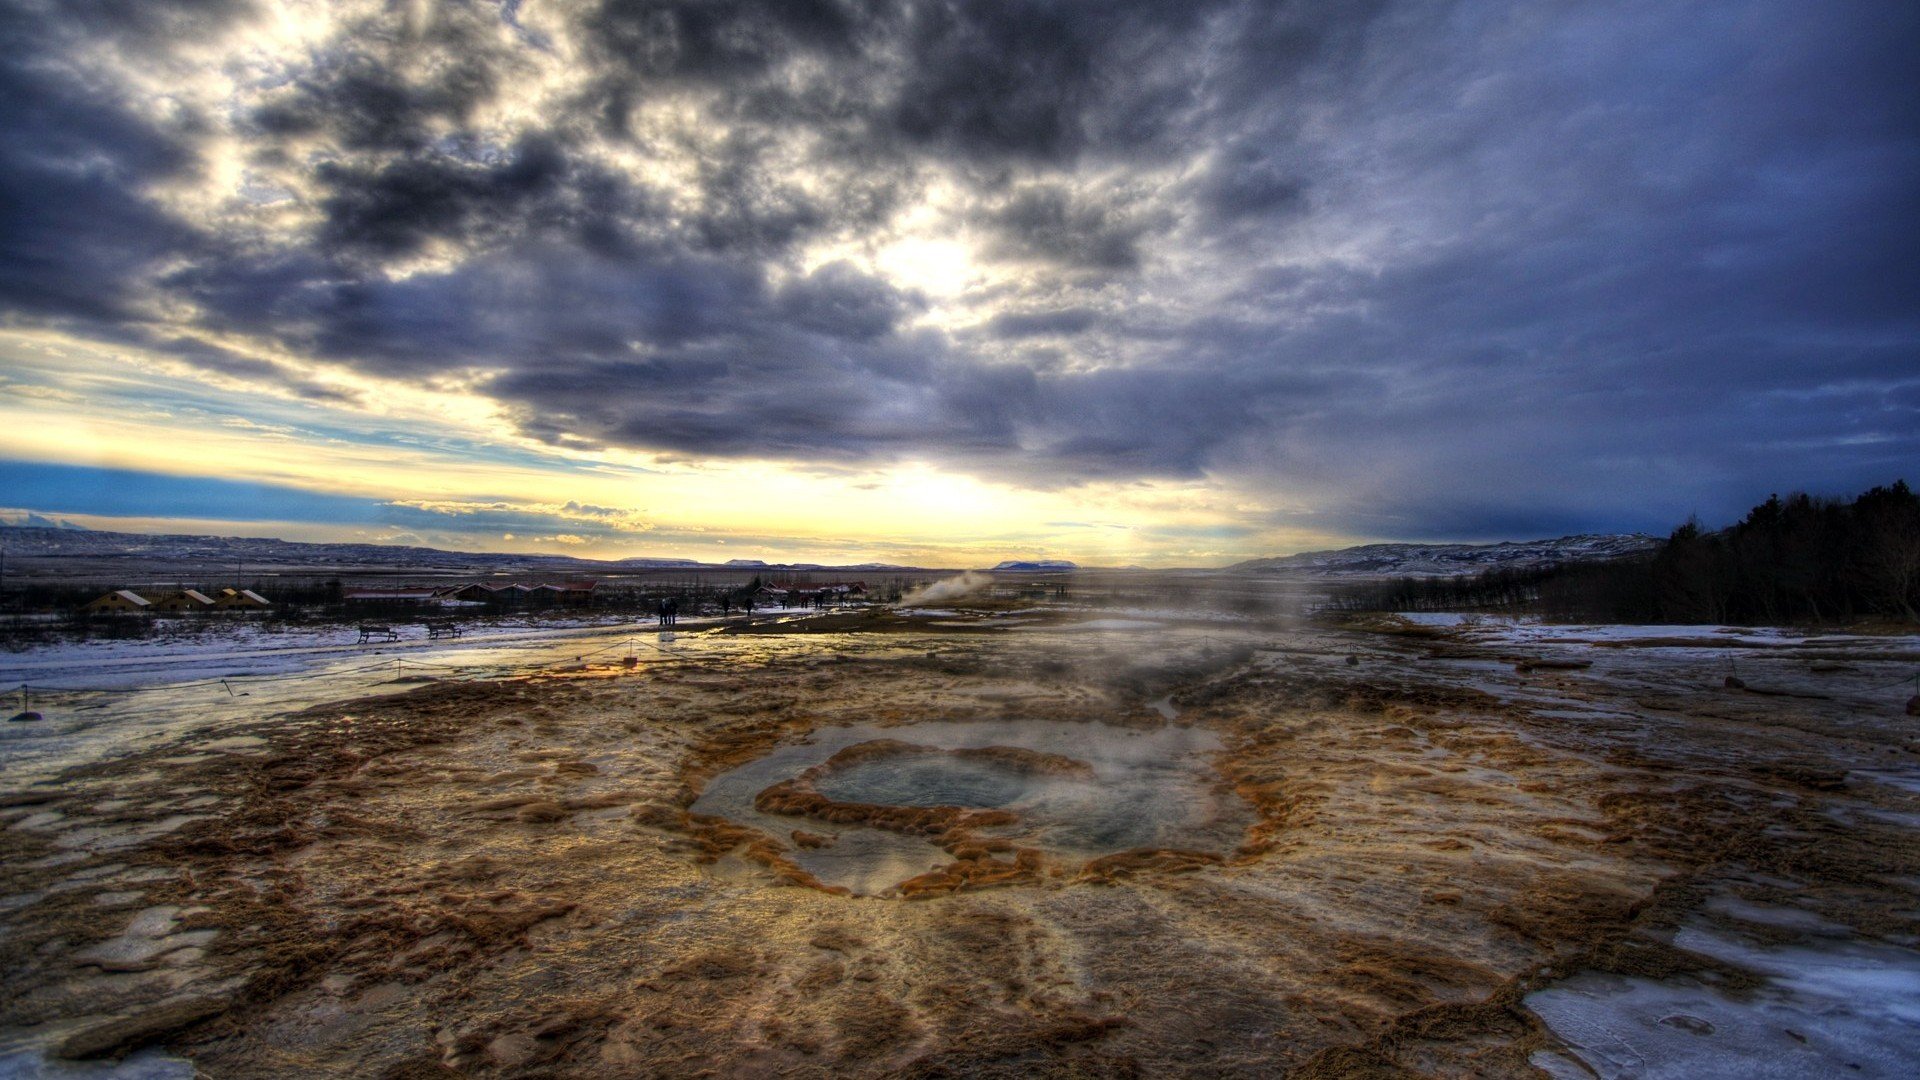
[9,683,41,723]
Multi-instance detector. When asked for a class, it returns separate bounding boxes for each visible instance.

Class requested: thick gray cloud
[248,4,511,155]
[777,261,923,341]
[2,0,1916,539]
[981,184,1163,272]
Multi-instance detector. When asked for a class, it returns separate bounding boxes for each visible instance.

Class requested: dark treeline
[1329,481,1920,625]
[1324,565,1564,617]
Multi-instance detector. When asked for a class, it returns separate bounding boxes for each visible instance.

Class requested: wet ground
[691,717,1251,896]
[2,605,1917,1077]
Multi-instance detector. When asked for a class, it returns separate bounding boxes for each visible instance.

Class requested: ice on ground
[0,614,654,690]
[1671,927,1920,1028]
[1072,618,1165,631]
[1394,612,1487,627]
[1701,894,1845,934]
[1411,614,1920,651]
[0,1047,195,1079]
[1063,604,1260,624]
[1850,768,1920,798]
[1527,925,1920,1079]
[0,621,696,783]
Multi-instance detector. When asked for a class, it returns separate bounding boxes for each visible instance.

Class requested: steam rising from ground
[5,604,1919,1076]
[901,571,992,606]
[692,720,1251,895]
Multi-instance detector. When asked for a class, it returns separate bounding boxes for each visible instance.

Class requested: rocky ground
[2,610,1917,1077]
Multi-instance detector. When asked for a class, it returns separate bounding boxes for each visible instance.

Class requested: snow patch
[1527,926,1920,1079]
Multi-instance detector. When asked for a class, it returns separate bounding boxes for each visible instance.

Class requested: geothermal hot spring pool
[690,718,1256,895]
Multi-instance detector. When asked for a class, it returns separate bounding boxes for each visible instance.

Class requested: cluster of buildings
[76,578,878,616]
[756,581,867,603]
[342,581,598,605]
[82,588,271,614]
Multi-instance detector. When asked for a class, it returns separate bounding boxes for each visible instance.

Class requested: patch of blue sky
[0,460,385,524]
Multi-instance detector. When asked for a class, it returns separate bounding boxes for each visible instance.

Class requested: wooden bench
[426,623,464,639]
[357,624,400,643]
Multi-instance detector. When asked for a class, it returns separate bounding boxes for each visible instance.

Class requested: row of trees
[1320,565,1560,616]
[1329,481,1920,625]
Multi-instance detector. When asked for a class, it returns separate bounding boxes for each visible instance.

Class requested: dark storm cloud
[483,326,1036,463]
[0,4,207,323]
[777,261,921,341]
[981,184,1162,272]
[23,0,256,50]
[885,0,1097,164]
[252,66,418,149]
[3,0,1917,541]
[1194,144,1307,223]
[881,0,1231,165]
[297,246,765,375]
[680,132,837,255]
[983,308,1099,340]
[578,0,868,84]
[314,135,575,259]
[248,17,506,155]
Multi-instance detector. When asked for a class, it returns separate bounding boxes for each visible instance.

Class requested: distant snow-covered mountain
[1223,534,1658,577]
[0,527,925,574]
[0,524,1657,580]
[613,557,706,568]
[0,526,511,567]
[0,512,88,530]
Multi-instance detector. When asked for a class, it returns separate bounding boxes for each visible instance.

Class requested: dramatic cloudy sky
[1,0,1914,564]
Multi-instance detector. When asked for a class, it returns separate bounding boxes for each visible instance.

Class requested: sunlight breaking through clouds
[0,0,1914,561]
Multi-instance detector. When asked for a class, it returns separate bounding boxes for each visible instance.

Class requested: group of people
[657,593,772,627]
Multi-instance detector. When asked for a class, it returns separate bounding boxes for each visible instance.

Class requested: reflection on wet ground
[0,623,938,784]
[1,604,1916,1077]
[692,718,1252,894]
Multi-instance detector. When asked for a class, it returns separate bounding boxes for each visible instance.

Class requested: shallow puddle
[691,717,1254,895]
[814,754,1043,810]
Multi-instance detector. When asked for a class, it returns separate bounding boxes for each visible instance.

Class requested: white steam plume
[901,571,992,605]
